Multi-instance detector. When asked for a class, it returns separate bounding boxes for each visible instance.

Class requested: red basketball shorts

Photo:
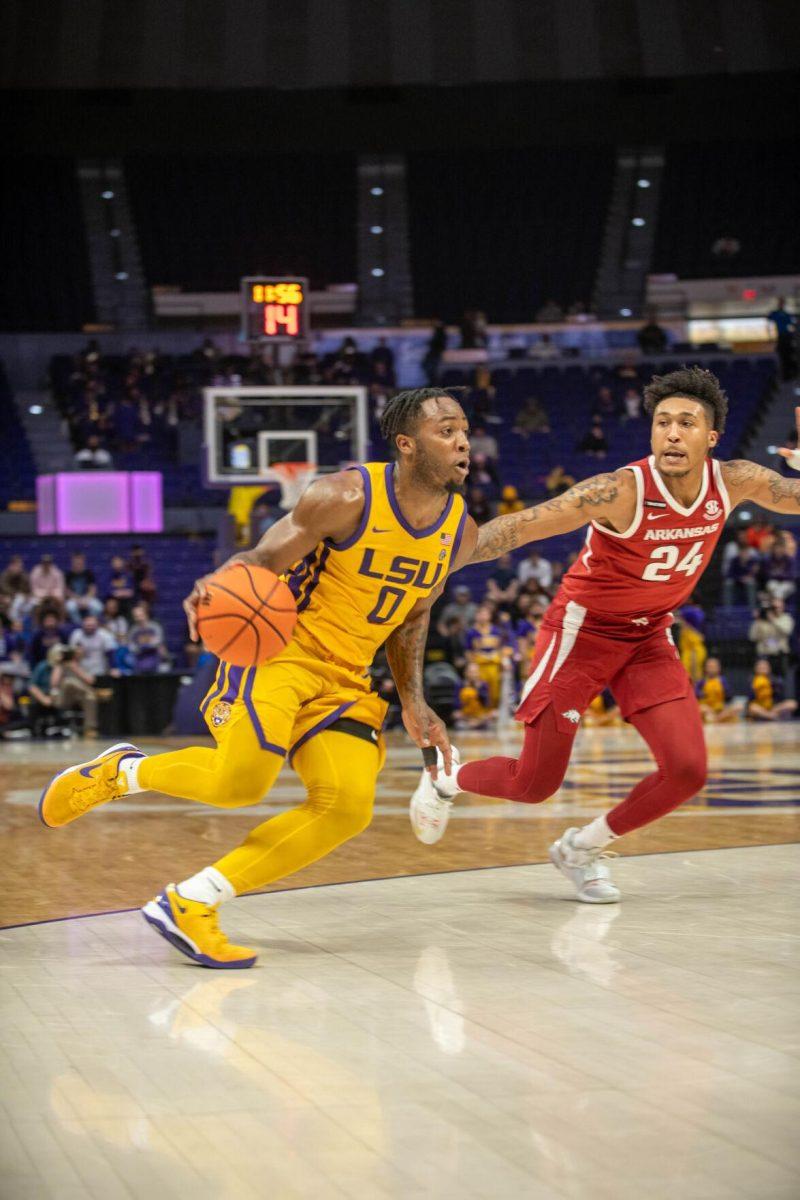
[516,597,692,733]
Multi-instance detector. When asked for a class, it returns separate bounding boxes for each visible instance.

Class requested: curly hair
[643,366,728,435]
[379,388,460,453]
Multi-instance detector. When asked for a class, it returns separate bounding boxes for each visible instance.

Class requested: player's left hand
[776,406,800,470]
[401,702,452,780]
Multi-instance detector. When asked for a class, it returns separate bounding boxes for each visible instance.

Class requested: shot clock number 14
[240,276,309,342]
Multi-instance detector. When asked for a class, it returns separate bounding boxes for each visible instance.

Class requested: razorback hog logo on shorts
[704,499,721,519]
[561,709,581,725]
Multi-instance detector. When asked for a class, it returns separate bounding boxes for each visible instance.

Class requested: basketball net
[265,462,316,509]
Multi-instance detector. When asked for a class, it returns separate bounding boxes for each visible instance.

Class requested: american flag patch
[440,533,453,545]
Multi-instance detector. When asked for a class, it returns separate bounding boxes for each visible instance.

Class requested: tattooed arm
[385,585,452,776]
[469,470,638,563]
[723,407,800,513]
[723,460,800,514]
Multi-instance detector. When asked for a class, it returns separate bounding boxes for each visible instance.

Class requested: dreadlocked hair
[379,388,460,455]
[643,365,728,435]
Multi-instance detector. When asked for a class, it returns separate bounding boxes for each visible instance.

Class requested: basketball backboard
[204,386,368,505]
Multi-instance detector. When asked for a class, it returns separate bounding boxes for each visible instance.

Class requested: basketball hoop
[264,462,316,509]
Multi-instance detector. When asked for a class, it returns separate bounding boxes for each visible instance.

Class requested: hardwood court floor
[1,720,799,929]
[2,723,799,1198]
[2,847,799,1199]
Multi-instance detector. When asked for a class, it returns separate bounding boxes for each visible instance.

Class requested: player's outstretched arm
[184,472,365,641]
[467,470,637,564]
[723,409,800,513]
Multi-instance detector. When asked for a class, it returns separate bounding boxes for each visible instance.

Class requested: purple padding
[36,472,164,534]
[36,476,56,534]
[130,472,163,533]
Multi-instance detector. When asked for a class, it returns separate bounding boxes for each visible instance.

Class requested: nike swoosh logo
[372,526,391,534]
[79,763,101,779]
[646,512,670,521]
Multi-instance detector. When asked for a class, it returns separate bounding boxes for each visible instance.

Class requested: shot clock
[240,276,309,343]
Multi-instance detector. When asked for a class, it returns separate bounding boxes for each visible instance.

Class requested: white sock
[176,866,235,906]
[118,752,145,794]
[573,815,617,851]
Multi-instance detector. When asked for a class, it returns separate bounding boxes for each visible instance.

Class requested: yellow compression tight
[137,724,381,895]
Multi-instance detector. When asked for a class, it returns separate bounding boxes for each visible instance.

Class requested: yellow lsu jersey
[284,462,468,670]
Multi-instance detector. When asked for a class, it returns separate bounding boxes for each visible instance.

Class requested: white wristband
[786,449,800,472]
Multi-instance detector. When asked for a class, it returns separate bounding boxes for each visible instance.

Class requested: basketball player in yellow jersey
[39,390,480,969]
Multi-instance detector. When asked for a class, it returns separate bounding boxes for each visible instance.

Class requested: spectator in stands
[465,604,510,708]
[424,615,467,676]
[0,554,30,602]
[74,433,113,469]
[695,657,739,724]
[761,531,797,601]
[250,489,286,542]
[535,299,563,322]
[102,597,129,642]
[467,453,499,492]
[466,486,493,525]
[528,333,559,360]
[637,314,668,354]
[497,485,524,516]
[512,397,551,438]
[486,554,520,610]
[441,584,476,629]
[722,528,758,572]
[50,644,99,735]
[455,662,494,729]
[622,388,643,423]
[767,297,797,380]
[723,543,760,606]
[369,338,395,383]
[30,554,66,606]
[749,597,795,682]
[545,465,575,498]
[69,615,116,679]
[566,300,595,321]
[577,418,608,459]
[518,549,553,592]
[0,664,28,739]
[65,552,95,599]
[747,658,797,722]
[66,582,104,625]
[677,599,707,684]
[128,602,170,674]
[107,555,136,617]
[467,367,499,425]
[128,544,157,607]
[29,610,69,666]
[422,320,447,385]
[593,386,618,419]
[199,337,220,364]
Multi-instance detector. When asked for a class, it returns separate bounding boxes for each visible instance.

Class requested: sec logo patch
[211,700,233,727]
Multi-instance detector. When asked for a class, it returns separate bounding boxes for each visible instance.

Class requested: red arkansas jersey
[558,454,731,627]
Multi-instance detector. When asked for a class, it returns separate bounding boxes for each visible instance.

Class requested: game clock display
[240,276,309,342]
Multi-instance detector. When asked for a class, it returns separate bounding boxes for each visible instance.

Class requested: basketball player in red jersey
[411,369,800,902]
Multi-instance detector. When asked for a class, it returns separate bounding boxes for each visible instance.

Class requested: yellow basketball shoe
[38,742,144,829]
[141,886,257,969]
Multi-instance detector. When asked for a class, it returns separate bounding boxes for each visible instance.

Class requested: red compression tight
[456,692,707,836]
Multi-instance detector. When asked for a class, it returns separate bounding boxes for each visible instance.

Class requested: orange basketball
[196,562,297,667]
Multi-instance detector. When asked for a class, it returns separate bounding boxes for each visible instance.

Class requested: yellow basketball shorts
[199,638,389,769]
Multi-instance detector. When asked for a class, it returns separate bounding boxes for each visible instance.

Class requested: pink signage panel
[36,473,164,534]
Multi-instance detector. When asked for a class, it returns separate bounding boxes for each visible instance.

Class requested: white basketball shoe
[548,827,621,903]
[409,745,462,845]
